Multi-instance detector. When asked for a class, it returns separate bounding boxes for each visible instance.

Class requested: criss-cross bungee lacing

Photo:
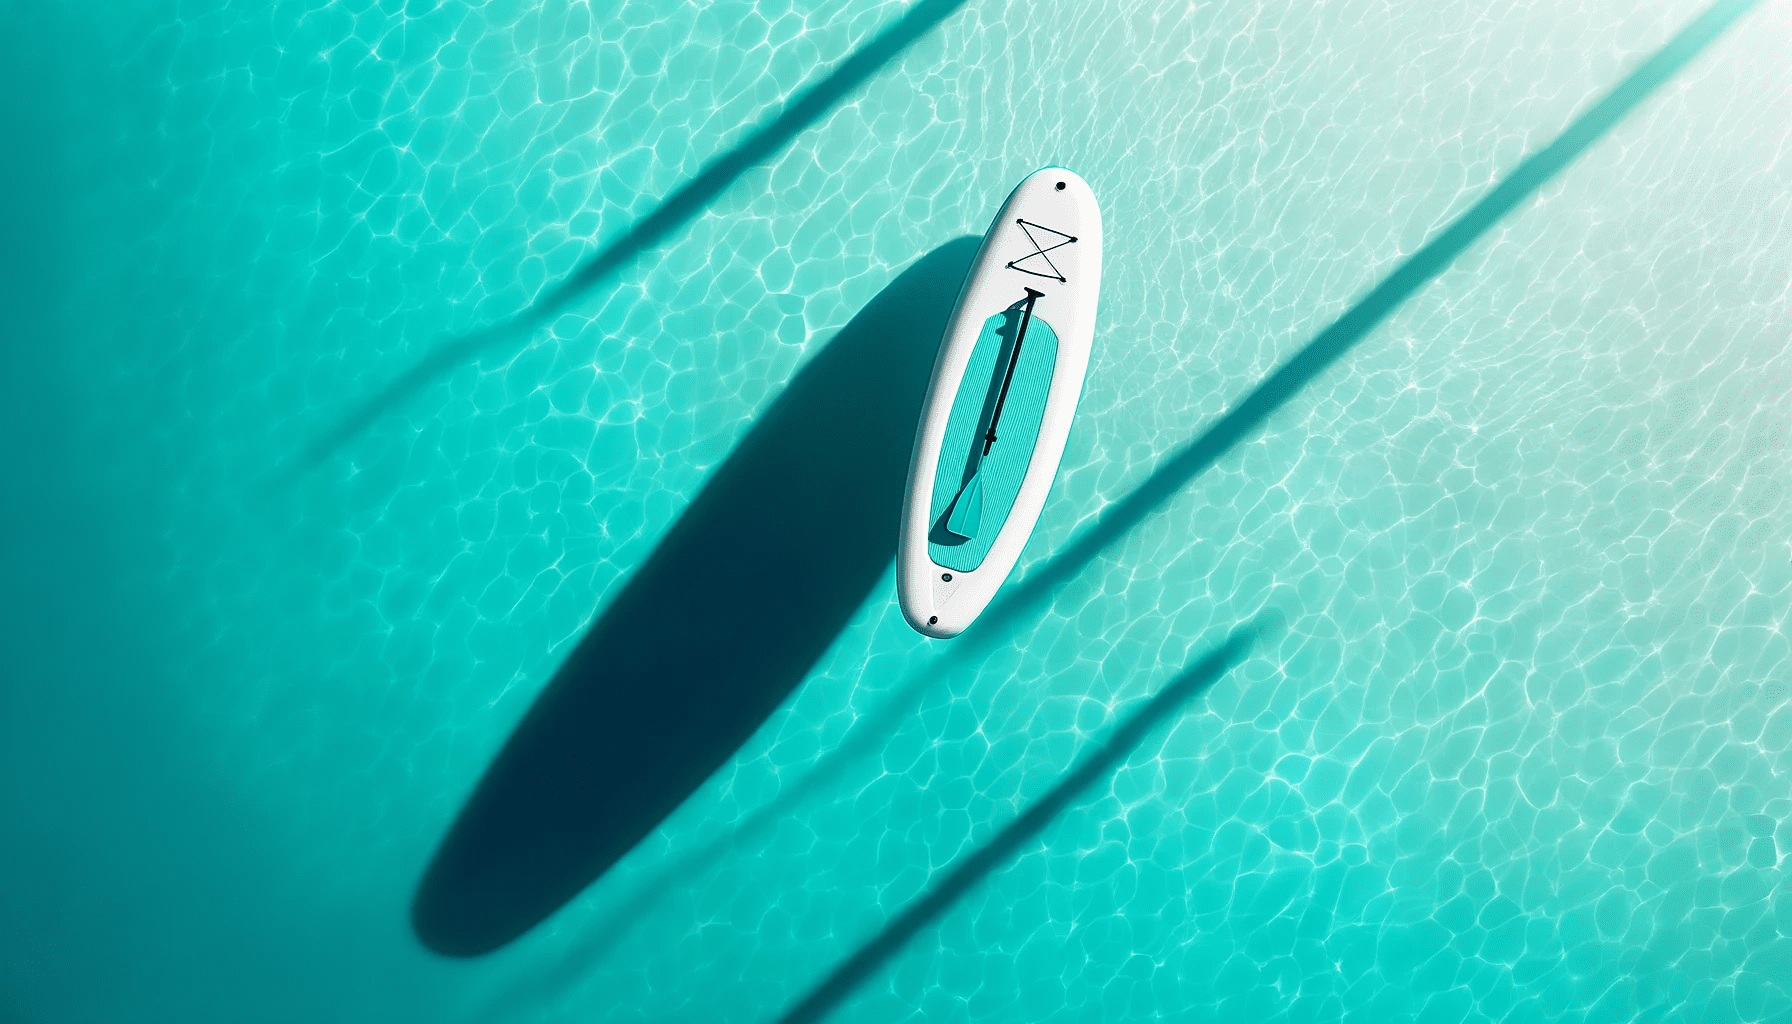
[1005,218,1076,282]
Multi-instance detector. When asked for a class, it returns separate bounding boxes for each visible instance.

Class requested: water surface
[4,1,1791,1022]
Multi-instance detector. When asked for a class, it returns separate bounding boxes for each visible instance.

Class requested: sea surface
[4,0,1792,1021]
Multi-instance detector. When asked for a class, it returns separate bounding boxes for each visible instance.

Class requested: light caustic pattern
[7,0,1792,1022]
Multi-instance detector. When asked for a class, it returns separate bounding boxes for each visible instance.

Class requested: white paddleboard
[898,167,1102,638]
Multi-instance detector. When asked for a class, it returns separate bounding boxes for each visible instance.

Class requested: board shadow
[410,236,980,957]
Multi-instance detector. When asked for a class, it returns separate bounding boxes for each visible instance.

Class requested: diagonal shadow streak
[774,632,1255,1024]
[476,0,1756,1005]
[976,0,1759,644]
[299,0,971,470]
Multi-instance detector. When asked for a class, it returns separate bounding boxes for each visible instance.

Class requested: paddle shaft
[982,288,1045,456]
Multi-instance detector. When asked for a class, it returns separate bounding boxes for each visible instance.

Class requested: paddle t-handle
[982,287,1045,456]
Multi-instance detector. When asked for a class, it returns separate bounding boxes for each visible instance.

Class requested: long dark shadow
[774,632,1255,1024]
[300,0,971,469]
[412,237,981,957]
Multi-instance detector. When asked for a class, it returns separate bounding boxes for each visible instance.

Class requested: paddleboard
[898,167,1102,638]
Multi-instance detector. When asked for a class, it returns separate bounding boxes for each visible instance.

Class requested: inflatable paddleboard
[898,167,1102,638]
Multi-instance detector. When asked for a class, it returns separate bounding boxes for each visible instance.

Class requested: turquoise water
[4,0,1792,1020]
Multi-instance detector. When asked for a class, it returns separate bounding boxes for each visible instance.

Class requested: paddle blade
[945,471,983,539]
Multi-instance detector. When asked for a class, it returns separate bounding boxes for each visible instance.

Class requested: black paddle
[946,287,1045,539]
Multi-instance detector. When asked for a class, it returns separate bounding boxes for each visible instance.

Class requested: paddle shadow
[412,236,981,957]
[300,0,971,470]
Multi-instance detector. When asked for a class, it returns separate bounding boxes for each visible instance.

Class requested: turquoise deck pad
[928,306,1059,572]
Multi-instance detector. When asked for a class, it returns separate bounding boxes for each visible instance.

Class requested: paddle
[945,287,1045,539]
